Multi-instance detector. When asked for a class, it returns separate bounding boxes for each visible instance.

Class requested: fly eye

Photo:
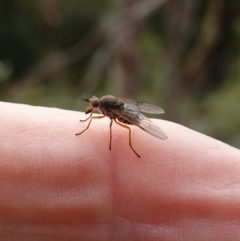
[90,97,100,108]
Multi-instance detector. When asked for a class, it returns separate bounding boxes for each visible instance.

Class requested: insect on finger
[76,95,167,158]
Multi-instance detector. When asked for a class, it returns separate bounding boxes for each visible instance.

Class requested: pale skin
[0,102,240,241]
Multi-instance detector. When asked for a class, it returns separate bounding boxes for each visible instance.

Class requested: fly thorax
[99,98,124,118]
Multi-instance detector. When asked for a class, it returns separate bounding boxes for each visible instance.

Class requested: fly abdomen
[117,117,132,125]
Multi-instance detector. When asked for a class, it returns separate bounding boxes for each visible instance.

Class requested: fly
[76,95,167,158]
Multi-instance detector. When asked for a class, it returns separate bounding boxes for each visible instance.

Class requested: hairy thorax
[99,96,132,124]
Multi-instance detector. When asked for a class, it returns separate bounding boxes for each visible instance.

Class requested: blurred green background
[0,0,240,148]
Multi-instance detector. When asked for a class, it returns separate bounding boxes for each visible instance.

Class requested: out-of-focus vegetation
[0,0,240,148]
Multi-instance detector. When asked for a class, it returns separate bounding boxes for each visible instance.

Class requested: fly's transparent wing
[139,116,167,139]
[119,98,164,114]
[113,104,167,140]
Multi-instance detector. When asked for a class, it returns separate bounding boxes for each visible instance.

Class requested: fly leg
[114,119,140,158]
[76,114,105,136]
[109,119,113,150]
[79,113,93,122]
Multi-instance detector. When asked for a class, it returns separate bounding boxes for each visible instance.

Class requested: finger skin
[0,102,240,241]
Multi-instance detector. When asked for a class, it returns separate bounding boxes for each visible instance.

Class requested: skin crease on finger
[0,102,240,241]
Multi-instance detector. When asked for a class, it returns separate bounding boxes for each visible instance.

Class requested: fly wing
[113,103,167,140]
[119,98,165,114]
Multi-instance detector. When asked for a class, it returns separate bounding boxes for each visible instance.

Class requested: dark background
[1,0,240,148]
